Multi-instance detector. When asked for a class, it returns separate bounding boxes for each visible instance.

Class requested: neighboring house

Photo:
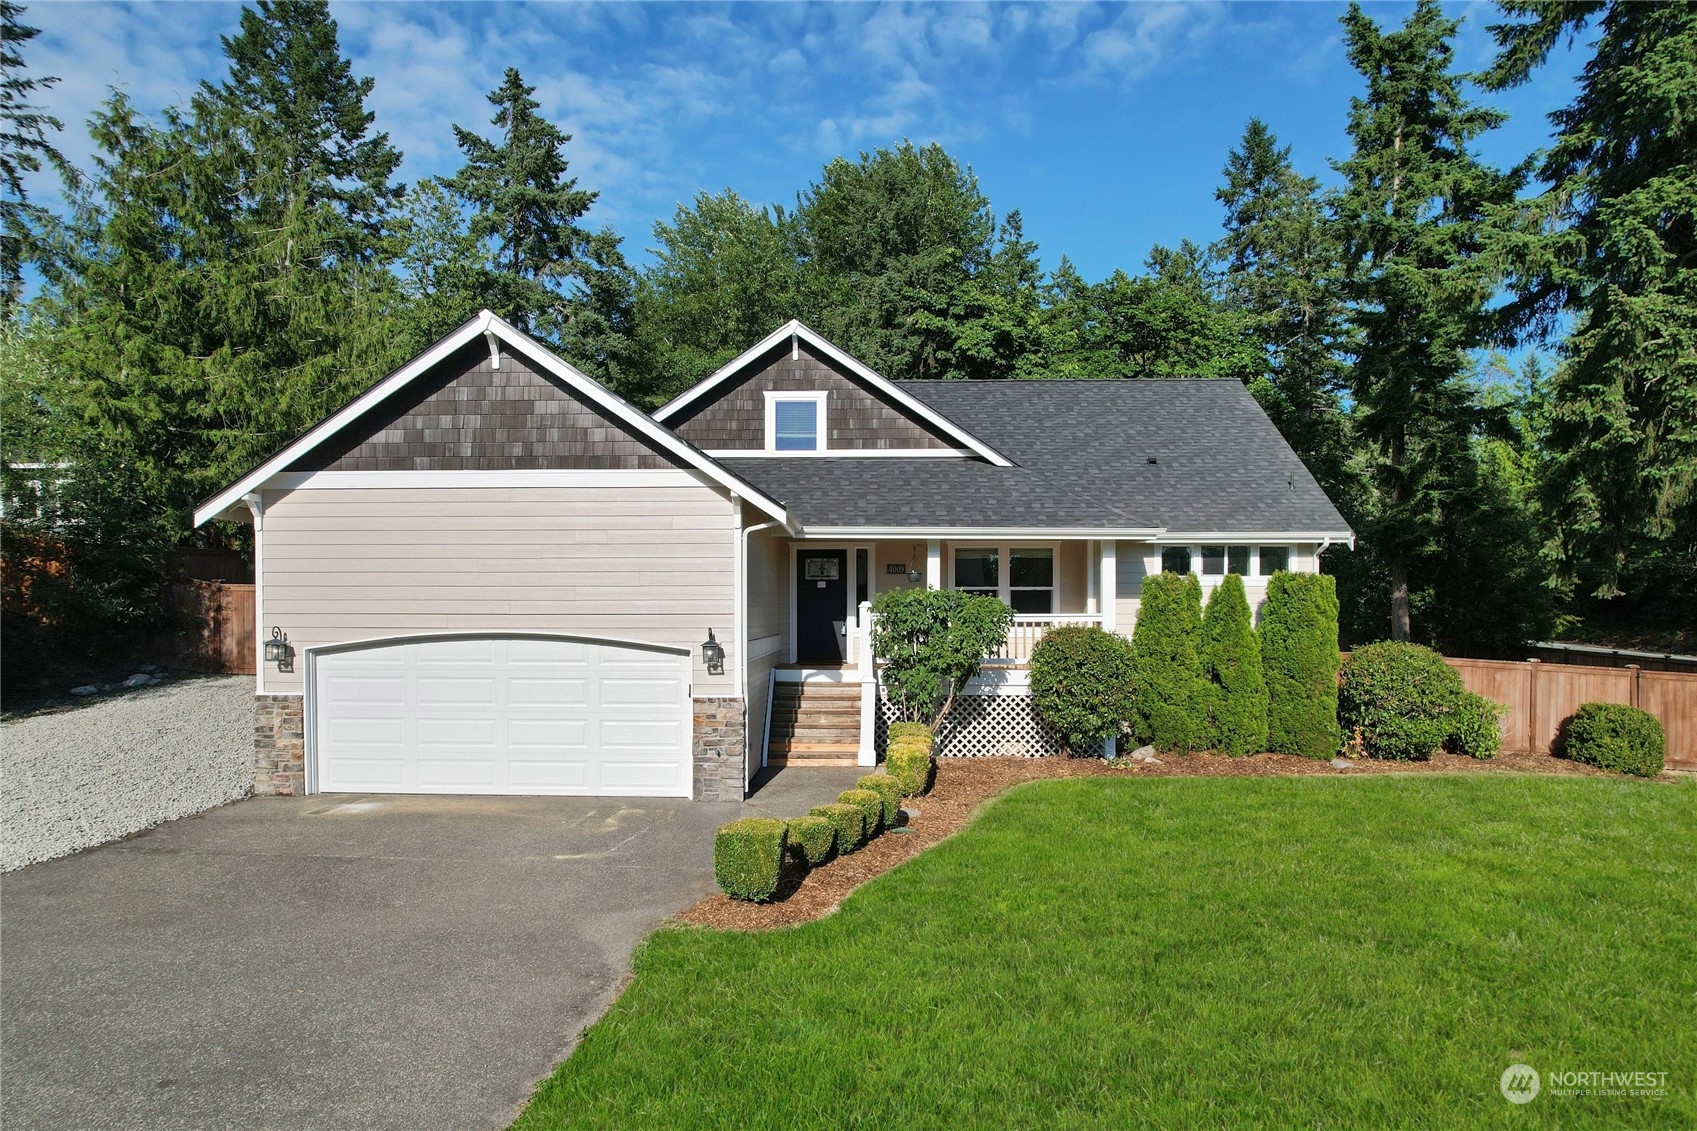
[195,311,1351,801]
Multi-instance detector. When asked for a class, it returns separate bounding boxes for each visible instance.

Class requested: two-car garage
[309,635,693,798]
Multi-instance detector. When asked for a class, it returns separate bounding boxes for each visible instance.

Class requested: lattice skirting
[876,691,1106,759]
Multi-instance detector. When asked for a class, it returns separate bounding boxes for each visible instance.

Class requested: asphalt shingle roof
[718,378,1350,536]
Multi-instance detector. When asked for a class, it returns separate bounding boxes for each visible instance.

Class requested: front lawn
[516,775,1695,1129]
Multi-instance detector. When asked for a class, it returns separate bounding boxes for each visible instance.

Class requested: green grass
[515,775,1696,1130]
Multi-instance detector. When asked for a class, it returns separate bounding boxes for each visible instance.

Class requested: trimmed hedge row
[714,754,927,901]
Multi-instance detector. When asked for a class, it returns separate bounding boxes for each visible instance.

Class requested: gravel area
[1,676,253,871]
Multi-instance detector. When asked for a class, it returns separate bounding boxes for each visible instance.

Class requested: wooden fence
[165,579,255,674]
[1447,657,1696,771]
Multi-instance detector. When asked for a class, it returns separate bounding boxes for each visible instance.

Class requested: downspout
[243,493,265,695]
[740,513,784,786]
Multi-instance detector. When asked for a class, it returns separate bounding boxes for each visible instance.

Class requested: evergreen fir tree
[1485,1,1697,616]
[0,1,68,316]
[1201,574,1269,756]
[1331,0,1525,641]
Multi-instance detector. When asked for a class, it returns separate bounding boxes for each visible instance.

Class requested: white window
[1165,544,1289,580]
[952,545,1055,614]
[1258,546,1291,575]
[764,391,828,453]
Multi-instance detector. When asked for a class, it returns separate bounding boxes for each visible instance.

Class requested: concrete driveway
[0,768,860,1130]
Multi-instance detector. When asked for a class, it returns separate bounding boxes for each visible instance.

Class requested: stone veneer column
[692,696,745,802]
[254,695,305,796]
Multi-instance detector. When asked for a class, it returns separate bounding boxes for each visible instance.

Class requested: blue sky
[25,1,1586,282]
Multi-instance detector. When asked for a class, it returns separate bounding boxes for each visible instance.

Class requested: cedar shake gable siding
[667,341,957,451]
[289,341,682,472]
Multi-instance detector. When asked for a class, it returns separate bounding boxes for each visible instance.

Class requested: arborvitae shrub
[1131,571,1209,754]
[1029,624,1137,755]
[714,818,787,901]
[1560,702,1665,777]
[1259,572,1341,759]
[1200,574,1268,756]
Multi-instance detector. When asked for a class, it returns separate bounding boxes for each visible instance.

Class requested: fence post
[1527,658,1540,754]
[1628,663,1641,708]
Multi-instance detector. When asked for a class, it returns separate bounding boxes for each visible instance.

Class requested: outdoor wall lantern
[700,628,725,675]
[264,627,295,673]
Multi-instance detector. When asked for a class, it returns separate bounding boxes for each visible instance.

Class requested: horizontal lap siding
[261,486,735,696]
[745,527,791,782]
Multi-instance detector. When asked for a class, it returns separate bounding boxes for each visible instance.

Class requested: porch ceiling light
[264,627,295,673]
[701,628,725,675]
[908,543,923,583]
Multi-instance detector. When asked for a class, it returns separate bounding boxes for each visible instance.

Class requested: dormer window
[765,391,828,453]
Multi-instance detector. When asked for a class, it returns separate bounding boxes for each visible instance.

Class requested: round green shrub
[1260,572,1341,759]
[1201,574,1269,756]
[1030,624,1136,755]
[885,744,932,796]
[839,789,885,837]
[810,803,866,852]
[1560,702,1665,777]
[1131,571,1209,755]
[784,815,836,867]
[714,818,787,902]
[887,722,934,749]
[1339,641,1468,761]
[857,774,903,826]
[1449,694,1504,759]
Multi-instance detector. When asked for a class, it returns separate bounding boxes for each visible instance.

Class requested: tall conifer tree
[1332,0,1523,641]
[0,1,68,316]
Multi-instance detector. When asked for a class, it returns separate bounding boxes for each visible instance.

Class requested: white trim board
[1154,531,1355,545]
[267,469,716,491]
[703,448,977,459]
[799,526,1165,539]
[653,319,1013,467]
[194,310,793,529]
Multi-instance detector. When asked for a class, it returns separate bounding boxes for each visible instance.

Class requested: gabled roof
[651,320,1013,467]
[193,311,792,528]
[903,379,1353,538]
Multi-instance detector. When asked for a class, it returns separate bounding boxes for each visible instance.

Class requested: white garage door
[311,636,691,797]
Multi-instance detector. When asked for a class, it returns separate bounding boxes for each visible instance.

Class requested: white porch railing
[1001,614,1105,663]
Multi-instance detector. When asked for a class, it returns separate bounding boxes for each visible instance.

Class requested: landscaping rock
[122,673,153,688]
[1130,744,1159,763]
[1330,757,1354,769]
[69,685,100,697]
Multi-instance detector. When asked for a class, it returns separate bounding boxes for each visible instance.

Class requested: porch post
[926,539,941,589]
[1100,540,1117,634]
[1086,539,1099,615]
[857,601,877,767]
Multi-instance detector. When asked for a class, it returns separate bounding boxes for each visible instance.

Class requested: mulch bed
[675,749,1678,933]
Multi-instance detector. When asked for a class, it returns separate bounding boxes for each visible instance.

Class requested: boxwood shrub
[785,815,836,867]
[839,788,885,837]
[887,722,934,749]
[1560,702,1665,777]
[1338,641,1503,762]
[857,774,903,826]
[885,743,932,796]
[1030,624,1136,755]
[1260,572,1341,759]
[713,818,787,902]
[810,803,866,853]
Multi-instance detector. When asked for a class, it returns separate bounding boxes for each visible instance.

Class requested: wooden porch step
[769,739,860,752]
[767,755,860,767]
[770,707,861,723]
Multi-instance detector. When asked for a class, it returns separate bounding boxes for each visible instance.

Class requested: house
[195,311,1351,801]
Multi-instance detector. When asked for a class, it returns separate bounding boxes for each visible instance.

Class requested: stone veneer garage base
[254,695,306,796]
[253,694,745,800]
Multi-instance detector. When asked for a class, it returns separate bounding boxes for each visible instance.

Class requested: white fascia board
[653,320,1013,467]
[797,526,1165,540]
[194,310,793,529]
[268,469,715,491]
[703,448,978,459]
[1153,531,1356,544]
